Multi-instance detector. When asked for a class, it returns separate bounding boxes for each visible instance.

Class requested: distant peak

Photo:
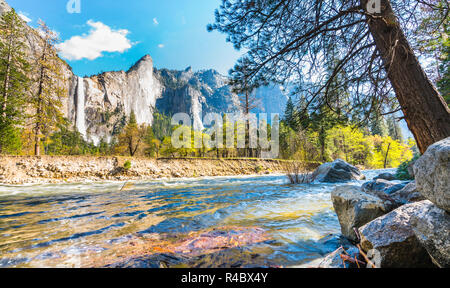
[139,54,153,62]
[128,54,154,72]
[185,66,192,72]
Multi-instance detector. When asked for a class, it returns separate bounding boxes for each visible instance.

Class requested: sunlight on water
[0,170,395,268]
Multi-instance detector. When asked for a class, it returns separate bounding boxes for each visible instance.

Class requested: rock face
[390,181,426,205]
[69,55,163,144]
[410,201,450,268]
[311,159,365,183]
[359,201,434,268]
[374,173,396,181]
[1,0,289,145]
[414,137,450,212]
[331,185,396,241]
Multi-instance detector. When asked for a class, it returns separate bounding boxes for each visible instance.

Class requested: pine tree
[369,101,388,137]
[30,20,66,156]
[0,9,30,154]
[387,115,404,143]
[284,97,296,130]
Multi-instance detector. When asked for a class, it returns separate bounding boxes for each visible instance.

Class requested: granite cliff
[1,0,288,145]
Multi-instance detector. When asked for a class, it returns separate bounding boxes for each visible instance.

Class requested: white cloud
[18,12,31,23]
[158,44,165,48]
[56,20,133,61]
[153,18,159,26]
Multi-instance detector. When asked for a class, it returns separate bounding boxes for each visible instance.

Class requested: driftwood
[353,227,377,268]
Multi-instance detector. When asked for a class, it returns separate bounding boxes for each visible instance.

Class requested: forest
[0,2,448,171]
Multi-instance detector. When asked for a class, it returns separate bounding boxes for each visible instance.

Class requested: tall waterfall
[76,77,87,139]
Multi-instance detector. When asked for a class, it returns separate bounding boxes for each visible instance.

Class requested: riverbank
[0,156,320,185]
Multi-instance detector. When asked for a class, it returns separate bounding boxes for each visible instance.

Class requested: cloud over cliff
[56,20,133,61]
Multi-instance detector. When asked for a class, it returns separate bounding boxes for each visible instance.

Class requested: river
[0,169,394,268]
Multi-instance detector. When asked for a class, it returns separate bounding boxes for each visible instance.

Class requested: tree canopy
[209,0,450,153]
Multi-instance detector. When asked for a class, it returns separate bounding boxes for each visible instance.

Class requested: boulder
[414,137,450,212]
[411,201,450,268]
[297,246,360,268]
[358,201,434,268]
[374,173,396,181]
[331,185,397,241]
[390,181,426,205]
[311,159,366,183]
[362,179,395,193]
[407,158,418,179]
[362,179,406,195]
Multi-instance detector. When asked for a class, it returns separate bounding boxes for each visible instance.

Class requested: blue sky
[9,0,242,76]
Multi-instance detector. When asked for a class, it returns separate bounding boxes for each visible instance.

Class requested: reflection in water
[0,170,393,268]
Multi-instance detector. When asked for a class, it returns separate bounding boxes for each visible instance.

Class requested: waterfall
[76,77,87,139]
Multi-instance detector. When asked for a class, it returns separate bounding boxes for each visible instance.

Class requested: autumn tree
[209,0,450,153]
[30,20,66,156]
[0,9,30,153]
[116,111,147,156]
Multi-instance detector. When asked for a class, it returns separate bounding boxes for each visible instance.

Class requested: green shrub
[123,160,132,171]
[396,154,420,180]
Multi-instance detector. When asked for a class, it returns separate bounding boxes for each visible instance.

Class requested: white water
[76,76,87,139]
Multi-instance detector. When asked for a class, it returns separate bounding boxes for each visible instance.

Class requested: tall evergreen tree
[30,20,66,156]
[283,96,296,129]
[0,9,30,153]
[387,115,404,143]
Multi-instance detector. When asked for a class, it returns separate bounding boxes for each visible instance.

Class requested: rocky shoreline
[309,137,450,268]
[0,156,313,185]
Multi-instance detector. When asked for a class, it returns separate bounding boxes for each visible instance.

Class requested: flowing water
[0,169,394,268]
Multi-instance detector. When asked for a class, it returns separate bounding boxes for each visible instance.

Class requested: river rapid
[0,169,394,268]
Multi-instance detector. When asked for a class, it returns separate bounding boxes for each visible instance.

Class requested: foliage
[115,111,148,156]
[123,160,132,171]
[396,154,420,180]
[0,9,30,153]
[29,20,67,156]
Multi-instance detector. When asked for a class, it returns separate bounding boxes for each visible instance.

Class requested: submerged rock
[105,253,188,268]
[374,173,396,181]
[310,159,365,183]
[331,185,396,241]
[414,137,450,212]
[411,201,450,268]
[390,181,426,204]
[359,201,434,268]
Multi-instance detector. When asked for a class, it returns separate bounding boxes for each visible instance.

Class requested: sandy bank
[0,156,320,185]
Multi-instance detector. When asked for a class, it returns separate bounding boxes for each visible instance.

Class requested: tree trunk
[363,0,450,154]
[384,142,391,169]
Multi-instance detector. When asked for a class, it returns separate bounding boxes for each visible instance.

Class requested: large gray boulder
[331,185,397,241]
[359,201,434,268]
[390,181,426,205]
[411,201,450,268]
[414,137,450,212]
[311,159,365,183]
